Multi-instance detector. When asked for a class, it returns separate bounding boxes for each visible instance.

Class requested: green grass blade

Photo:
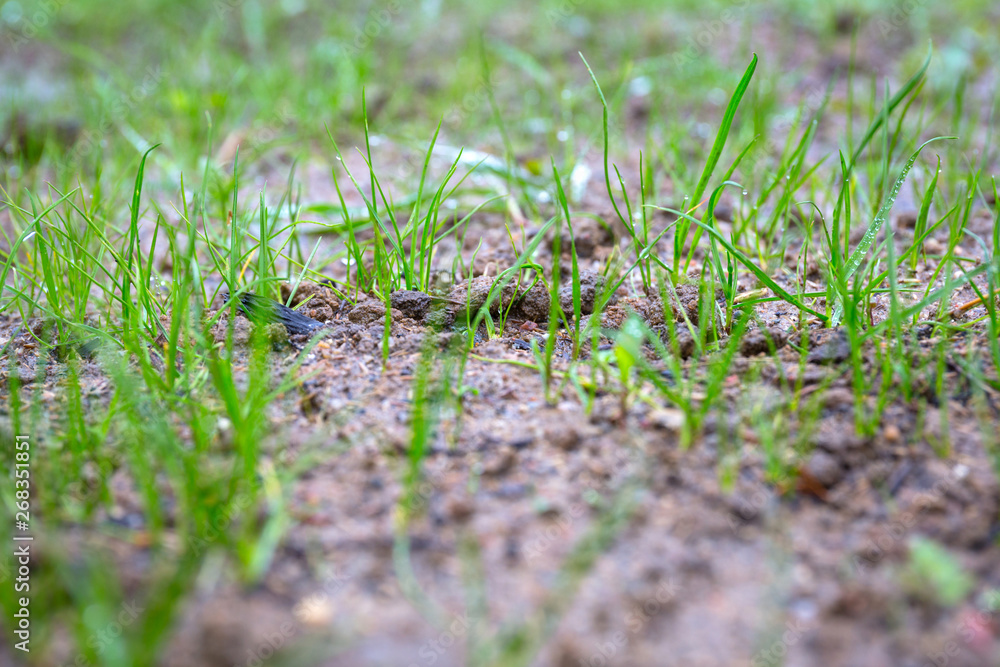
[848,44,932,169]
[842,137,953,280]
[689,54,758,213]
[651,205,828,322]
[831,136,954,324]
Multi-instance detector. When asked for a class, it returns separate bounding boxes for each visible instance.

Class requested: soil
[3,208,1000,666]
[3,10,1000,667]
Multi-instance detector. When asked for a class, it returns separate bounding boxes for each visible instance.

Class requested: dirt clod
[805,451,845,487]
[809,329,852,365]
[668,283,702,321]
[449,275,517,317]
[282,282,341,322]
[739,327,789,356]
[348,300,387,325]
[390,290,433,320]
[560,217,613,259]
[650,325,697,358]
[559,270,615,315]
[545,423,581,451]
[512,281,551,322]
[444,494,475,523]
[211,312,253,346]
[482,446,516,476]
[264,323,289,349]
[895,210,919,229]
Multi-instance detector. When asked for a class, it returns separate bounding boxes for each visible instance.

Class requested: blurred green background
[2,0,997,188]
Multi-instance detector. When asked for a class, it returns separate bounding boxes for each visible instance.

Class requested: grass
[1,0,999,664]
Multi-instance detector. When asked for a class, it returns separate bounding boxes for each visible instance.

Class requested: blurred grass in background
[2,0,997,188]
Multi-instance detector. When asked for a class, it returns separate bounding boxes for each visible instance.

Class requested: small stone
[560,217,612,259]
[814,422,865,453]
[668,283,702,322]
[444,495,475,523]
[883,424,901,444]
[496,482,528,499]
[638,297,667,326]
[924,238,944,255]
[714,203,733,222]
[13,369,36,386]
[482,447,516,476]
[587,459,610,478]
[895,210,918,229]
[211,313,253,346]
[600,304,630,330]
[648,408,684,432]
[545,424,580,451]
[294,594,336,628]
[804,451,844,487]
